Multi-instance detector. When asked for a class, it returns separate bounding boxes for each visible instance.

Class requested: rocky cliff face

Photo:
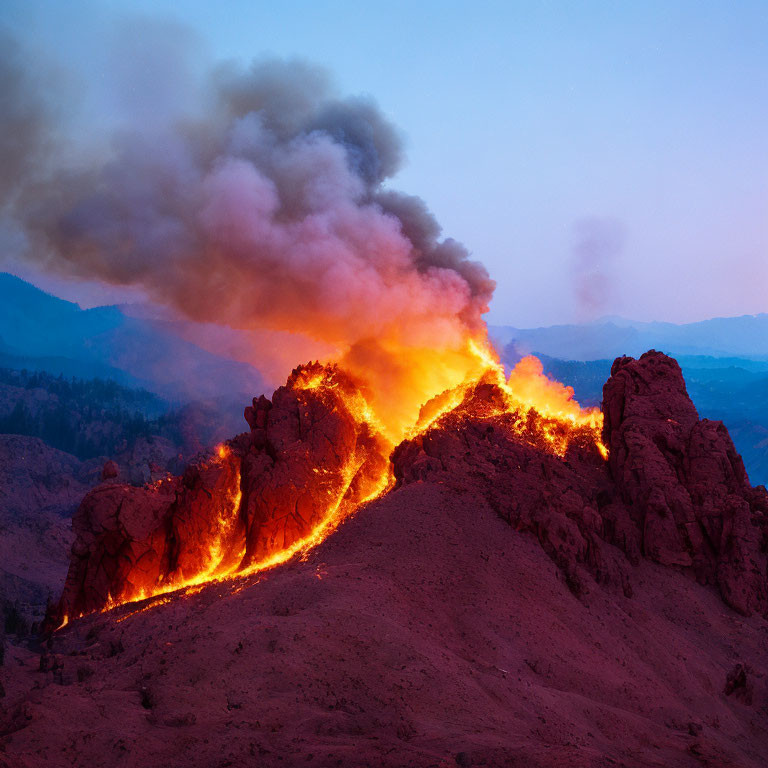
[50,351,768,629]
[394,351,768,616]
[52,363,389,623]
[238,364,389,568]
[602,352,768,615]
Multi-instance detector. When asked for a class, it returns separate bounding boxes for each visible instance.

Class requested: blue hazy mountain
[0,272,264,405]
[490,315,768,362]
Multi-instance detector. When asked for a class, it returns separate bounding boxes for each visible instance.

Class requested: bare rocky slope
[1,351,767,767]
[0,435,94,628]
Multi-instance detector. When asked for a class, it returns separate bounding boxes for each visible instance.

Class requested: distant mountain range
[0,272,264,408]
[490,315,768,361]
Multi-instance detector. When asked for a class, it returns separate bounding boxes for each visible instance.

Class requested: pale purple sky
[3,0,768,327]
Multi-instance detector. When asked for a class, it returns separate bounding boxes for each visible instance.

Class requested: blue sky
[4,0,768,326]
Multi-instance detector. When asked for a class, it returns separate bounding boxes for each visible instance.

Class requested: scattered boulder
[724,663,753,704]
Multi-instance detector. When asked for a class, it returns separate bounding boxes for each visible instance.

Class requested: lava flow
[50,334,604,630]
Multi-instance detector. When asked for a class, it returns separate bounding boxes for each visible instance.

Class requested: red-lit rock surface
[602,352,768,615]
[3,351,767,767]
[393,382,625,601]
[51,363,389,623]
[239,364,389,568]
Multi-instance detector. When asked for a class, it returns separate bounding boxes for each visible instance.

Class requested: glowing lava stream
[56,337,605,629]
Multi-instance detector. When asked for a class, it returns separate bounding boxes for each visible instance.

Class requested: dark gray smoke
[2,28,493,354]
[0,31,54,207]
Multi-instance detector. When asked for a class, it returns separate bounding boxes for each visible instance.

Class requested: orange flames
[57,332,604,629]
[332,333,604,454]
[462,339,606,458]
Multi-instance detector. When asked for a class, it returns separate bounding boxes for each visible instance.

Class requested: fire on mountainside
[52,335,604,630]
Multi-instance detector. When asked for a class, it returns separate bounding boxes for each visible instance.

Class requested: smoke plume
[1,24,495,437]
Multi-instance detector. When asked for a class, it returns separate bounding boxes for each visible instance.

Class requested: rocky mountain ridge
[2,350,768,768]
[49,351,768,628]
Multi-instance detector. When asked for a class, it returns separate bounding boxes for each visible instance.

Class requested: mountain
[504,353,768,487]
[3,352,767,767]
[491,314,768,361]
[0,273,265,407]
[492,316,768,488]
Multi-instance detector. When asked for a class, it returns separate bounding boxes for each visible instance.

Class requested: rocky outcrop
[56,460,239,620]
[602,351,768,615]
[239,364,389,567]
[49,364,390,625]
[393,351,768,615]
[392,381,629,599]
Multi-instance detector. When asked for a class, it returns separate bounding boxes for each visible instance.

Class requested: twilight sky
[3,0,767,327]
